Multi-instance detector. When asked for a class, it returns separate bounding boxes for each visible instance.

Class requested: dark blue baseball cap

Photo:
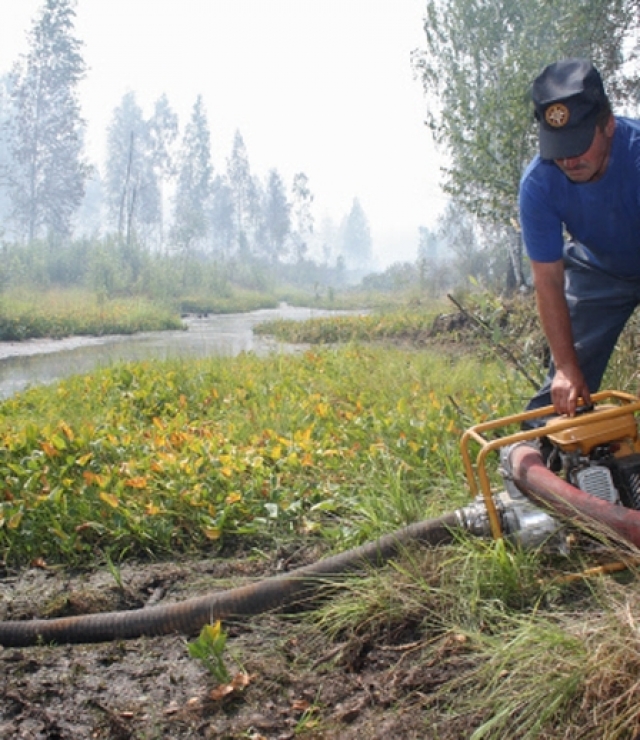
[532,59,607,160]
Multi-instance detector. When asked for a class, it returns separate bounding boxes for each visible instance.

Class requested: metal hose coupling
[457,441,566,551]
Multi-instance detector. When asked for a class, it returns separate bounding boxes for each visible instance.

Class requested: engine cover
[605,453,640,510]
[545,404,638,455]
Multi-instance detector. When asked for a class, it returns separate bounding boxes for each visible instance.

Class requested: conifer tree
[342,198,372,271]
[262,169,290,262]
[172,95,213,253]
[6,0,88,242]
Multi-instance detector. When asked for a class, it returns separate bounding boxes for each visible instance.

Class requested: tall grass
[307,536,640,739]
[0,288,182,340]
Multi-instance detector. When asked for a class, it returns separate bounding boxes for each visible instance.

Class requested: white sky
[0,0,448,267]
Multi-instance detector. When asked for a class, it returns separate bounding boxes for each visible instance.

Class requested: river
[0,304,347,400]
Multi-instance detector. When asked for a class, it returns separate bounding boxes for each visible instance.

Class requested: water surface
[0,304,346,399]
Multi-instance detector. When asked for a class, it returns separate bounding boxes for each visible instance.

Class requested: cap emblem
[545,103,570,128]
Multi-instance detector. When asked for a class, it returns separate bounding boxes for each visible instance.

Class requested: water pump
[460,390,640,547]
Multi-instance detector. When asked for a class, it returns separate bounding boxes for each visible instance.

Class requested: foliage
[261,169,291,263]
[0,235,359,312]
[104,91,160,243]
[0,4,383,282]
[254,308,442,344]
[0,344,528,566]
[5,0,88,242]
[187,621,231,683]
[254,290,546,387]
[341,198,373,273]
[290,172,314,263]
[226,130,260,255]
[0,289,182,340]
[413,0,638,288]
[172,95,213,256]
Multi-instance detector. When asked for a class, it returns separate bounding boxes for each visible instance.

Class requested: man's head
[532,58,611,161]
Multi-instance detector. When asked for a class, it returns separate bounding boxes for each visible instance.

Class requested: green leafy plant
[187,621,231,683]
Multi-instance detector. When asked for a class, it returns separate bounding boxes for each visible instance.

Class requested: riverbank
[0,304,366,399]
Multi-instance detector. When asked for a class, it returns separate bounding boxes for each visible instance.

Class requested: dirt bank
[0,549,477,740]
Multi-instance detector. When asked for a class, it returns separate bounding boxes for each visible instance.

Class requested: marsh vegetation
[1,293,640,738]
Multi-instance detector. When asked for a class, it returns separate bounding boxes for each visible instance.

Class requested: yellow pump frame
[460,389,640,540]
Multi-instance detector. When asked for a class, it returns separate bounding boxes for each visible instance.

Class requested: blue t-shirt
[519,116,640,278]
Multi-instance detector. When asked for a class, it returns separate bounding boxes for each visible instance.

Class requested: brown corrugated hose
[0,511,462,647]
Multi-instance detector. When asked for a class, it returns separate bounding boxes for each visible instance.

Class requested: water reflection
[0,304,349,399]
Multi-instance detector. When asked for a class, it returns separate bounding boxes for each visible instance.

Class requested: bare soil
[0,549,474,740]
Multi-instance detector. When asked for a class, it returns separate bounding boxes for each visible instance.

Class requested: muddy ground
[0,547,476,740]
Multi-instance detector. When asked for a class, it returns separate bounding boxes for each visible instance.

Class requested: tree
[261,169,290,263]
[171,95,213,254]
[418,225,439,262]
[290,172,314,262]
[0,74,16,233]
[104,92,160,244]
[342,198,372,272]
[413,0,637,289]
[6,0,88,242]
[209,174,235,259]
[226,130,259,255]
[437,201,488,287]
[148,93,179,246]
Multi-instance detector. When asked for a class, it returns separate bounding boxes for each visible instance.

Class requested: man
[519,57,640,417]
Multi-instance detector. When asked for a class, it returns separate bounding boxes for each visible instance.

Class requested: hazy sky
[0,0,448,267]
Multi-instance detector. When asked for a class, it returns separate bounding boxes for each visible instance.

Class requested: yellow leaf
[145,503,161,516]
[41,441,59,458]
[77,453,92,466]
[8,511,22,529]
[220,467,233,478]
[315,403,329,418]
[226,492,242,505]
[100,491,119,508]
[59,422,74,441]
[204,620,223,640]
[203,525,221,540]
[125,477,148,489]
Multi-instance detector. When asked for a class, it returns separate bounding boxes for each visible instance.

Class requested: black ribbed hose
[0,511,463,647]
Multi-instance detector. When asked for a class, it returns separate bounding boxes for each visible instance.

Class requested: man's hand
[551,365,592,416]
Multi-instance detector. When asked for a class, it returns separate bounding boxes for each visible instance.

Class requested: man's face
[553,115,615,183]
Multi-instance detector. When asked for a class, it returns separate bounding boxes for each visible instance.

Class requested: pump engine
[540,403,640,510]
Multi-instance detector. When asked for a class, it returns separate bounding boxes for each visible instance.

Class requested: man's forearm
[531,261,579,371]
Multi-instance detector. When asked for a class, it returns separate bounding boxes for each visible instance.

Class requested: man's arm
[530,259,592,415]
